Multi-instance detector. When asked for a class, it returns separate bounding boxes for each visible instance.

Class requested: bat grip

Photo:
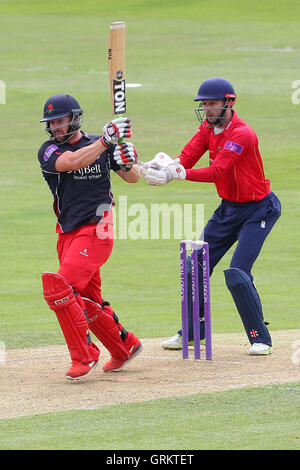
[117,113,124,145]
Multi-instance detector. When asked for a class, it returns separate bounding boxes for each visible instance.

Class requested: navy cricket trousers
[204,191,281,278]
[179,192,281,339]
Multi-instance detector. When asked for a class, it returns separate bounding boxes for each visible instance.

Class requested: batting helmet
[194,77,236,101]
[194,78,236,127]
[40,94,83,143]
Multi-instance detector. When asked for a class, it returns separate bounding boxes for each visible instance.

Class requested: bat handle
[117,113,125,145]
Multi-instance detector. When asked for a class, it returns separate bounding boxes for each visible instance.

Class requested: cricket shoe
[103,338,143,372]
[161,333,204,350]
[66,359,99,380]
[249,343,272,356]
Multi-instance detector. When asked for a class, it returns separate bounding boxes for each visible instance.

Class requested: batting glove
[145,162,186,185]
[113,142,138,170]
[101,117,132,147]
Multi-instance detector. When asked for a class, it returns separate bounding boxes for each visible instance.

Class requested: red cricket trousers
[57,222,114,304]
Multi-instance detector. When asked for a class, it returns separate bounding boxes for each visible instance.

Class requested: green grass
[0,0,299,450]
[0,383,299,450]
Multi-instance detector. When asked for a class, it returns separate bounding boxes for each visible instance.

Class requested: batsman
[38,93,142,379]
[142,77,281,356]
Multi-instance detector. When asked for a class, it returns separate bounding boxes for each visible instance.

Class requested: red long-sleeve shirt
[178,111,271,202]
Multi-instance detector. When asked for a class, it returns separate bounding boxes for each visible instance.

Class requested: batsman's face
[202,100,226,123]
[49,116,71,141]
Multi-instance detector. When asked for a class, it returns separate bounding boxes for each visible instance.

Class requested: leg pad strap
[83,297,130,361]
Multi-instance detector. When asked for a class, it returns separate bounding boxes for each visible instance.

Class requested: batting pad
[83,297,130,361]
[42,272,98,364]
[224,268,272,346]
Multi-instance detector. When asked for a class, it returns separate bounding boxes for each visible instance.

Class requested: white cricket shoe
[161,333,196,350]
[249,343,272,356]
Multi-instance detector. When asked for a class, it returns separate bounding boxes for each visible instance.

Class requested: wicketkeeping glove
[145,162,186,185]
[101,117,132,147]
[113,142,138,170]
[139,152,174,178]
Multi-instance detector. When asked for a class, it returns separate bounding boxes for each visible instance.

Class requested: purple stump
[191,242,201,360]
[180,241,189,359]
[202,242,212,360]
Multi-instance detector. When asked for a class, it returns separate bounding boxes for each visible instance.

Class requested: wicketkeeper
[142,77,281,356]
[38,93,142,379]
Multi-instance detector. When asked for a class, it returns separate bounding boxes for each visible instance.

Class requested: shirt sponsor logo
[44,144,59,161]
[72,163,102,180]
[224,140,244,155]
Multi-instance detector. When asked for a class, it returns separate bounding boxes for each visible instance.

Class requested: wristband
[100,136,110,148]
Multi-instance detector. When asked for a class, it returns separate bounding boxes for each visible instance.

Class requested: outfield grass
[1,0,299,348]
[0,383,299,450]
[0,0,299,450]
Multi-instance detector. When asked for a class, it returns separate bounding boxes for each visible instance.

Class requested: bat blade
[108,21,126,116]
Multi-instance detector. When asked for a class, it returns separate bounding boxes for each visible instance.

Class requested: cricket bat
[108,21,141,171]
[108,21,126,127]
